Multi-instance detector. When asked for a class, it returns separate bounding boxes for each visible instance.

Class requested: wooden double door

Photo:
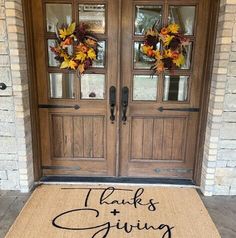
[33,0,210,179]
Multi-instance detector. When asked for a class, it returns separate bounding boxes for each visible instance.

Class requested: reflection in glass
[79,4,105,34]
[93,41,105,68]
[48,40,60,67]
[182,42,192,69]
[163,75,189,101]
[49,73,75,99]
[133,75,158,101]
[134,42,160,69]
[168,6,196,35]
[81,74,105,99]
[135,5,162,35]
[46,4,72,32]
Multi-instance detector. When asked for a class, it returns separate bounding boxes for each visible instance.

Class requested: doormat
[5,185,220,238]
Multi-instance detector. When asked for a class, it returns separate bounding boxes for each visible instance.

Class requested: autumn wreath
[142,23,190,74]
[50,22,98,75]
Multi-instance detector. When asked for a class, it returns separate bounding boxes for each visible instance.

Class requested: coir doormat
[5,185,220,238]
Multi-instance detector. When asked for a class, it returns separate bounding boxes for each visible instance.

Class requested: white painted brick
[0,160,18,170]
[0,19,7,41]
[219,149,236,160]
[0,170,7,180]
[229,62,236,75]
[217,160,228,167]
[230,187,236,195]
[0,67,11,85]
[0,175,19,190]
[220,140,236,149]
[216,167,236,177]
[225,0,236,5]
[0,55,9,66]
[223,112,236,122]
[0,97,14,110]
[0,109,14,122]
[205,179,215,186]
[220,123,236,139]
[0,137,16,153]
[216,176,236,186]
[0,41,8,54]
[202,191,213,196]
[227,161,236,167]
[0,122,15,136]
[0,153,17,161]
[214,185,230,195]
[224,94,236,111]
[226,77,236,93]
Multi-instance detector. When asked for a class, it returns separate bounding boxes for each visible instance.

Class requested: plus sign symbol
[110,209,120,216]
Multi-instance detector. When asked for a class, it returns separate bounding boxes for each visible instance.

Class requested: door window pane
[163,75,189,101]
[78,4,106,34]
[48,39,60,67]
[181,42,193,69]
[168,6,196,35]
[46,4,72,32]
[134,41,160,69]
[49,73,75,99]
[81,74,105,99]
[135,5,162,35]
[133,75,158,101]
[93,41,106,68]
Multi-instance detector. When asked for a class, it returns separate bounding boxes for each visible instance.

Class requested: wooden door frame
[22,0,220,184]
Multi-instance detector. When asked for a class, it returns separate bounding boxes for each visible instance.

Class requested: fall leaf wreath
[142,23,190,74]
[50,22,98,75]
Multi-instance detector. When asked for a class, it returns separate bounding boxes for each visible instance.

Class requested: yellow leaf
[164,35,174,46]
[154,50,162,60]
[173,54,185,67]
[164,49,173,58]
[75,52,87,62]
[142,45,153,54]
[59,22,76,40]
[168,23,180,34]
[67,22,76,35]
[59,28,68,40]
[60,59,70,69]
[69,60,78,70]
[88,48,96,60]
[78,64,85,74]
[146,29,158,37]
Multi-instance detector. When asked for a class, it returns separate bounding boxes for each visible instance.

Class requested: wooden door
[32,0,210,179]
[32,0,119,176]
[119,0,210,179]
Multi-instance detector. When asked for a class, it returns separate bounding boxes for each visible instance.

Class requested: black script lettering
[52,208,174,238]
[99,187,159,211]
[52,208,111,238]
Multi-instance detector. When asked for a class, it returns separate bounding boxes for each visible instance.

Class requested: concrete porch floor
[0,189,235,238]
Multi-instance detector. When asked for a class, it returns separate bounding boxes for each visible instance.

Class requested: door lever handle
[121,87,129,124]
[109,86,116,123]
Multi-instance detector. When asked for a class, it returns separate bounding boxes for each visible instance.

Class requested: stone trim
[0,0,34,192]
[201,0,236,196]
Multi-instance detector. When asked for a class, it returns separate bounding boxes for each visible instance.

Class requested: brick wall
[0,0,33,192]
[201,0,236,196]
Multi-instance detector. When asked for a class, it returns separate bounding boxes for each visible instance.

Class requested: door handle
[121,87,129,124]
[0,83,7,90]
[109,86,116,123]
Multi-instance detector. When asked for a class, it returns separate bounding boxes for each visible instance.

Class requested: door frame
[22,0,220,184]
